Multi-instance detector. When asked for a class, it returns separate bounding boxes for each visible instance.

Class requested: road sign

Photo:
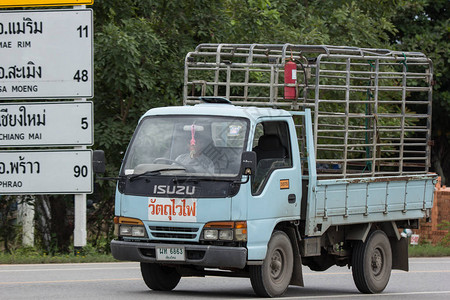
[0,9,93,99]
[410,234,420,245]
[0,1,93,8]
[0,150,92,194]
[0,101,93,147]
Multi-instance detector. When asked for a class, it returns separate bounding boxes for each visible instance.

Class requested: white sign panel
[0,150,92,194]
[0,9,93,99]
[0,101,93,147]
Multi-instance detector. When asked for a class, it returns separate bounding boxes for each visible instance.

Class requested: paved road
[0,257,449,299]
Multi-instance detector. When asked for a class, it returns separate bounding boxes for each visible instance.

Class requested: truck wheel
[352,230,392,294]
[140,263,181,291]
[250,231,294,297]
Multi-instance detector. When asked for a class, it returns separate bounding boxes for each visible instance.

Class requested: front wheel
[352,230,392,293]
[140,263,181,291]
[250,231,294,297]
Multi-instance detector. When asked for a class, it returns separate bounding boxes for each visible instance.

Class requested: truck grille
[149,226,200,240]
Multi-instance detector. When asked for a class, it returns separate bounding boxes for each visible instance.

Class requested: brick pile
[415,177,450,245]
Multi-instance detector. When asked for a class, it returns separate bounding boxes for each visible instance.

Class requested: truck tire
[352,230,392,294]
[140,263,181,291]
[250,231,294,297]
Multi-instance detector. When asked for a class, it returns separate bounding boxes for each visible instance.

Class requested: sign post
[74,192,87,251]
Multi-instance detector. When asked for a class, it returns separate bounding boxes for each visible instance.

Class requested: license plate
[155,246,185,261]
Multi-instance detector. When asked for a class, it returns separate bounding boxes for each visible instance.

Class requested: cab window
[252,121,292,194]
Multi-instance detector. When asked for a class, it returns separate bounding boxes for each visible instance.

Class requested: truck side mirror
[93,150,106,174]
[241,151,257,176]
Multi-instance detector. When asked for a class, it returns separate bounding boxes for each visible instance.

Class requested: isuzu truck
[101,44,436,297]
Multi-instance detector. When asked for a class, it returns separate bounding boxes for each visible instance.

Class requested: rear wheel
[250,231,294,297]
[140,263,181,291]
[352,230,392,293]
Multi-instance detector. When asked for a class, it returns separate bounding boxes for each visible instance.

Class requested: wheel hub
[270,250,283,279]
[371,248,383,276]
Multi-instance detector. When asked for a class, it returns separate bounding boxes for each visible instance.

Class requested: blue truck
[102,44,437,297]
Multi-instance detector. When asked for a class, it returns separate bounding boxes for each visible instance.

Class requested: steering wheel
[215,153,229,169]
[153,158,191,170]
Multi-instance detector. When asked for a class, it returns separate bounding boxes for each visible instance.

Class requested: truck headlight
[119,224,147,237]
[204,229,219,240]
[119,225,132,236]
[131,226,146,237]
[115,216,147,238]
[202,221,246,242]
[219,229,233,241]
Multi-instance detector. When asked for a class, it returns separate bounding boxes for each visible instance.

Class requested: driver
[175,131,215,174]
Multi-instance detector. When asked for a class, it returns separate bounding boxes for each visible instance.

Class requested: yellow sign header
[0,0,93,8]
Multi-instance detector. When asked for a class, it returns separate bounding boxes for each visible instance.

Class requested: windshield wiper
[129,167,186,182]
[173,177,236,184]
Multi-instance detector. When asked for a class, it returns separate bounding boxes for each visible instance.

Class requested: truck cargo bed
[303,174,436,236]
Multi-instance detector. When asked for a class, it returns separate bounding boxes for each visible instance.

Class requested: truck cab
[112,100,303,261]
[110,100,313,297]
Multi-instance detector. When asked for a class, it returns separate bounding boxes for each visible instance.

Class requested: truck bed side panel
[305,175,436,236]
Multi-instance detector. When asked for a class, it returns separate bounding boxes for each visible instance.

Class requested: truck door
[248,120,301,219]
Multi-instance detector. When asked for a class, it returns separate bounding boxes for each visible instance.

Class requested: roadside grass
[1,244,448,264]
[408,244,450,257]
[0,252,117,264]
[0,246,117,264]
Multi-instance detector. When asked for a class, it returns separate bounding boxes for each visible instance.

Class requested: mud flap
[286,227,304,286]
[390,236,409,271]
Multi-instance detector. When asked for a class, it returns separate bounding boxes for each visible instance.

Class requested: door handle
[288,194,296,203]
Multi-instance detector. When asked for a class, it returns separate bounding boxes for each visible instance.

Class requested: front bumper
[111,239,248,269]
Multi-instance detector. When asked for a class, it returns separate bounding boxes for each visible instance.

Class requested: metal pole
[73,4,88,255]
[74,192,87,253]
[18,196,35,247]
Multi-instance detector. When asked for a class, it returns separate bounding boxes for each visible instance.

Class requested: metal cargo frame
[183,44,433,179]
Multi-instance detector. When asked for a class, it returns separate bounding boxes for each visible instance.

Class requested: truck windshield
[122,115,249,178]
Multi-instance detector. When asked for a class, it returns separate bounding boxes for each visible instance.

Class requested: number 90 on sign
[74,165,88,178]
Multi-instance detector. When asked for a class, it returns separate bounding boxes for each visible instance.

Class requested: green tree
[389,0,450,184]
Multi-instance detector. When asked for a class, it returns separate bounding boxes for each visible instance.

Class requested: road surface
[1,257,449,299]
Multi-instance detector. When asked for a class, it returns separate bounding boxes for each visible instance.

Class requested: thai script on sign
[0,17,43,35]
[0,62,42,80]
[0,106,46,127]
[0,156,40,175]
[148,198,197,222]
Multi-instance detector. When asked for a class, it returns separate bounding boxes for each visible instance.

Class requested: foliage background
[1,0,448,253]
